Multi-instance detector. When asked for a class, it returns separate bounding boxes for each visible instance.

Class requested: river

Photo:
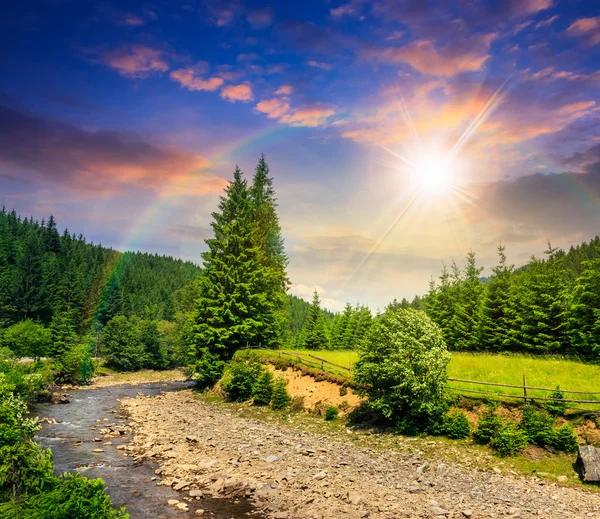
[33,382,262,519]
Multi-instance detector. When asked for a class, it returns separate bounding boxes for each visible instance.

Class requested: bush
[0,320,51,359]
[551,424,579,453]
[252,371,274,406]
[520,406,555,447]
[353,308,450,432]
[325,406,339,421]
[195,349,225,388]
[443,409,471,439]
[4,473,129,519]
[473,405,504,444]
[271,377,291,410]
[0,362,53,403]
[290,396,305,412]
[55,342,95,385]
[545,387,567,417]
[102,316,146,371]
[490,422,528,457]
[222,352,263,401]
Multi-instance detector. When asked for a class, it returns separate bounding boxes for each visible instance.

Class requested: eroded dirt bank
[119,390,600,519]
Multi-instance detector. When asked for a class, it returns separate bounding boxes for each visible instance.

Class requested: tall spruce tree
[508,245,567,353]
[479,245,513,350]
[249,155,289,347]
[191,166,276,361]
[568,248,600,356]
[303,290,329,350]
[451,250,484,350]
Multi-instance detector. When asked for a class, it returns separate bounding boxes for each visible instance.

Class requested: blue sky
[1,0,600,310]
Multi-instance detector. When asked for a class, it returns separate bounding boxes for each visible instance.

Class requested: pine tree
[11,229,47,320]
[451,250,484,350]
[249,155,289,347]
[508,245,567,353]
[568,248,600,357]
[303,290,329,349]
[479,245,513,351]
[191,166,274,361]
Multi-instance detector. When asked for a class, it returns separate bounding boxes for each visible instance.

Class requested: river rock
[265,455,280,463]
[189,490,204,498]
[173,481,191,491]
[313,471,327,480]
[347,491,362,505]
[51,392,70,404]
[576,446,600,482]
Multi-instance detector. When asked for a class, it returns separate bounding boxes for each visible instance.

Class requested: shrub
[473,405,504,444]
[444,409,471,439]
[551,424,579,453]
[325,406,339,421]
[271,377,291,410]
[102,316,146,371]
[490,422,528,457]
[339,386,348,397]
[353,308,450,432]
[195,349,225,388]
[0,320,51,359]
[55,341,95,385]
[545,387,567,417]
[520,406,555,447]
[5,473,129,519]
[222,352,263,401]
[252,371,274,406]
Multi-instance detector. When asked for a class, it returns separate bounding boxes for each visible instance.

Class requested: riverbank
[119,389,600,519]
[79,368,188,388]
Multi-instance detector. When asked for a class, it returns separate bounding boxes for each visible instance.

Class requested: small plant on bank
[325,405,339,421]
[443,409,471,439]
[222,352,263,401]
[552,424,579,453]
[271,377,291,410]
[545,386,567,417]
[520,406,555,447]
[490,422,528,457]
[473,404,503,444]
[195,349,226,389]
[252,371,275,406]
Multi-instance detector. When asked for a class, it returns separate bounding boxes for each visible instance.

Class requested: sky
[1,0,600,312]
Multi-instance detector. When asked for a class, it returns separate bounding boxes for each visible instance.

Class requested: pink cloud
[101,45,170,78]
[170,63,224,92]
[220,84,254,103]
[247,8,274,29]
[365,34,497,76]
[535,15,558,29]
[567,17,600,45]
[275,85,292,95]
[308,60,333,71]
[255,99,335,127]
[0,105,226,197]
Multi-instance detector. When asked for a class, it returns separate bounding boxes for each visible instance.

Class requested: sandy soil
[83,369,188,388]
[268,366,363,412]
[119,390,600,519]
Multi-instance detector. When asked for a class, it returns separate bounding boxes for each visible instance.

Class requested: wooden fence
[256,349,600,408]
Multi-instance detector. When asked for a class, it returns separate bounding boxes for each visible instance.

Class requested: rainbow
[91,122,297,330]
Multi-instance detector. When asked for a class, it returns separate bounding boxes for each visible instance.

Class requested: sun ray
[449,78,510,159]
[342,193,420,289]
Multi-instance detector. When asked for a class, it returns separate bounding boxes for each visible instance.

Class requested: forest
[422,240,600,359]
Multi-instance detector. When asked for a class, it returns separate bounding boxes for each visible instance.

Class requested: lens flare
[413,153,455,195]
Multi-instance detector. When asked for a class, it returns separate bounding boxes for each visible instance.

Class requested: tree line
[423,239,600,358]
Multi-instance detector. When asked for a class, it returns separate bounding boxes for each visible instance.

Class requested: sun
[412,152,455,195]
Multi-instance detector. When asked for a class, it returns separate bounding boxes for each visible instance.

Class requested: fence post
[523,374,527,404]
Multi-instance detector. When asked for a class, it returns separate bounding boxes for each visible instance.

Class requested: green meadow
[262,349,600,407]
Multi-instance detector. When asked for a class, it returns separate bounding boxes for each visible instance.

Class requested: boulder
[576,445,600,482]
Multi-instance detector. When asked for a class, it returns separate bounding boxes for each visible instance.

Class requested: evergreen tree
[568,248,600,356]
[249,155,289,347]
[450,250,484,350]
[303,290,329,349]
[11,229,47,321]
[508,245,567,353]
[191,166,274,361]
[479,245,513,350]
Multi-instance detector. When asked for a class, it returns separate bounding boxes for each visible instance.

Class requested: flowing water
[33,382,262,519]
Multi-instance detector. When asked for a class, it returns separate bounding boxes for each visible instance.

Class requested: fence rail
[254,349,600,407]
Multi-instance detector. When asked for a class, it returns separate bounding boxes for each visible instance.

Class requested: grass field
[260,349,600,408]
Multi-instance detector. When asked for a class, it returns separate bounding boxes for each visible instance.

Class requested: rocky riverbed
[119,390,600,519]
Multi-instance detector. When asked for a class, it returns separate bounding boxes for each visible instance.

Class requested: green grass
[261,349,600,408]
